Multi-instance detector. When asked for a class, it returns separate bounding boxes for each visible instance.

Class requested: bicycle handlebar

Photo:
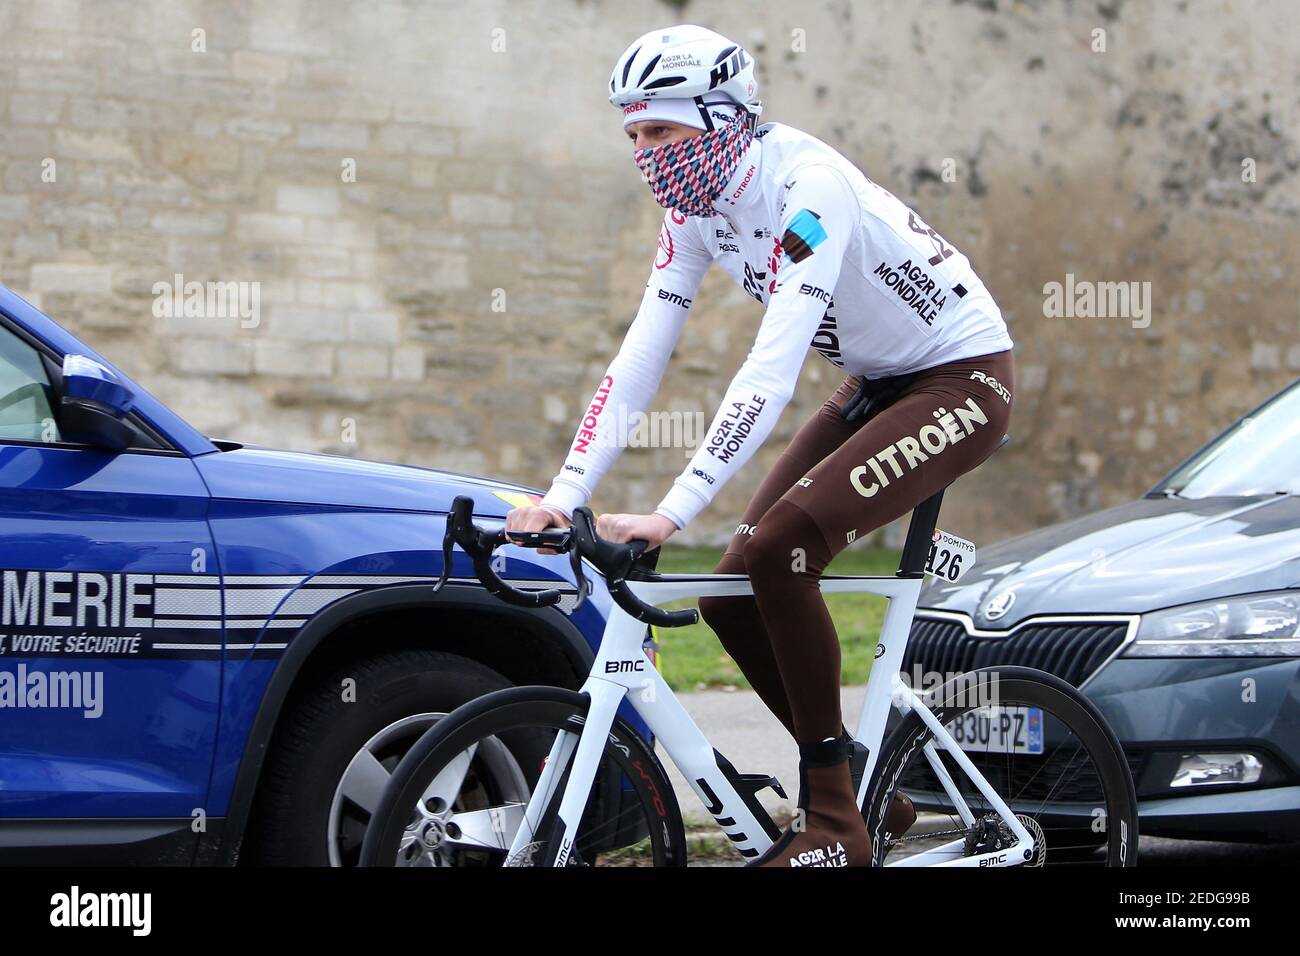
[433,496,699,629]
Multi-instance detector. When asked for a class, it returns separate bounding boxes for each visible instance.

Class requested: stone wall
[1,0,1296,545]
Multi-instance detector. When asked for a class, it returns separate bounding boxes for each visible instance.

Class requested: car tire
[242,648,517,866]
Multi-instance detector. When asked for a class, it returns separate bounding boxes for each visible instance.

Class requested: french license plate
[945,706,1044,755]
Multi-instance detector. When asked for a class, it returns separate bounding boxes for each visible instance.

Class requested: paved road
[661,685,1296,866]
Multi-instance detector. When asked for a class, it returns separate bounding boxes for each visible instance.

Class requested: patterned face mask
[634,116,755,218]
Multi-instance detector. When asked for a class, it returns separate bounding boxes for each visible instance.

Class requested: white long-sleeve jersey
[539,122,1013,530]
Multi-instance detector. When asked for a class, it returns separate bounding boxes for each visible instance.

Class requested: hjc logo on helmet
[708,49,748,90]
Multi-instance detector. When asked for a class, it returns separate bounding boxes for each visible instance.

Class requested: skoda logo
[983,590,1016,621]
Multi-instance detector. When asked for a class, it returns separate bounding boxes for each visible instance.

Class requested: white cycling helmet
[609,24,763,131]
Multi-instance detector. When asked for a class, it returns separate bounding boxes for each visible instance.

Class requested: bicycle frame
[505,569,1036,867]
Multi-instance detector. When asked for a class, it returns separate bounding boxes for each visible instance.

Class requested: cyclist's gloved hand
[839,372,919,423]
[595,512,678,552]
[505,505,571,555]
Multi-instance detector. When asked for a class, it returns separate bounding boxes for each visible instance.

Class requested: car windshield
[1157,380,1300,497]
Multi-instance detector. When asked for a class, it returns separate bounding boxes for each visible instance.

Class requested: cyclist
[506,24,1014,867]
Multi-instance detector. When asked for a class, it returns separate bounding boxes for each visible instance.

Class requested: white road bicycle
[360,469,1138,868]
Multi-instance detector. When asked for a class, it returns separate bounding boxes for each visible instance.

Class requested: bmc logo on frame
[604,660,645,674]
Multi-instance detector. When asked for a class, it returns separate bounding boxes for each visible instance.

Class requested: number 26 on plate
[924,529,976,583]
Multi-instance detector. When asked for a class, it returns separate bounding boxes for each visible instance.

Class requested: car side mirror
[59,354,138,452]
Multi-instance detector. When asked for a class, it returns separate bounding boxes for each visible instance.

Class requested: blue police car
[0,284,637,865]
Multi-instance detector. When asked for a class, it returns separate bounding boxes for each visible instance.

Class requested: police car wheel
[243,648,516,866]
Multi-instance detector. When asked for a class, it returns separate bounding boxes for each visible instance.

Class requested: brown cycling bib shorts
[698,348,1014,744]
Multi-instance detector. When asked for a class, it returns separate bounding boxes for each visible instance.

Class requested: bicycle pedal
[738,772,787,801]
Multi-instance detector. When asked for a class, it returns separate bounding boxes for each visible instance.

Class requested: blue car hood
[195,445,542,516]
[921,495,1300,628]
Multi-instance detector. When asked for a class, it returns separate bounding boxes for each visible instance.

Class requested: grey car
[908,380,1300,842]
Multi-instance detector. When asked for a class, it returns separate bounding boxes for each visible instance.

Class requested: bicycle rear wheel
[359,685,687,867]
[863,666,1138,866]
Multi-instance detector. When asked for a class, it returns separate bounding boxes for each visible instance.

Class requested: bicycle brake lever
[570,509,698,628]
[440,496,562,608]
[434,497,473,593]
[433,522,454,593]
[568,545,588,613]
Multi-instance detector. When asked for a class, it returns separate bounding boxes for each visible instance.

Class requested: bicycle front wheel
[359,685,688,867]
[863,666,1138,867]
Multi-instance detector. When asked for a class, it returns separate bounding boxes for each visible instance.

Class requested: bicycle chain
[886,826,968,846]
[885,816,1045,860]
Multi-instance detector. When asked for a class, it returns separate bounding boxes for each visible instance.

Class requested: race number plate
[924,529,976,582]
[946,705,1044,755]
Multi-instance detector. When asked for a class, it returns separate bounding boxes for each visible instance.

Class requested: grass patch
[648,544,900,693]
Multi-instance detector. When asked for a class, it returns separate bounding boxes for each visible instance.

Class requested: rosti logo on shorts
[849,399,989,498]
[970,371,1011,404]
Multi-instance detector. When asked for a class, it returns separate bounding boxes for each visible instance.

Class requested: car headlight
[1126,591,1300,657]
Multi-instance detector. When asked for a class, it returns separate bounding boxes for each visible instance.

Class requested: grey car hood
[921,495,1300,629]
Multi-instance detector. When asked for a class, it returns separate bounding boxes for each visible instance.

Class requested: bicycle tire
[862,665,1139,867]
[359,685,688,867]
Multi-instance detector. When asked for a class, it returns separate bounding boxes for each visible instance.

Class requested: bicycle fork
[504,607,779,865]
[501,678,626,867]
